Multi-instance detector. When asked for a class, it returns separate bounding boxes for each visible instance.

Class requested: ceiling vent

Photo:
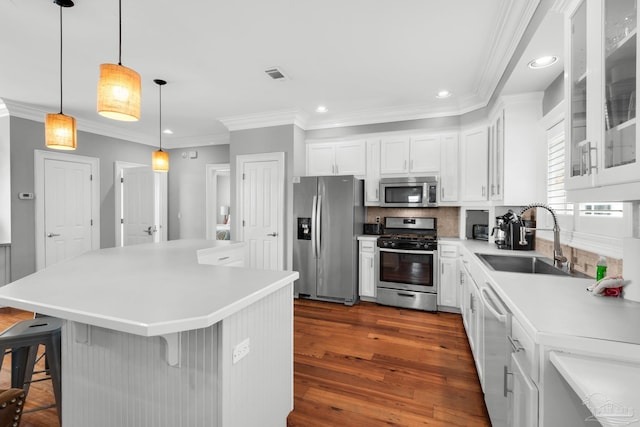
[265,67,288,81]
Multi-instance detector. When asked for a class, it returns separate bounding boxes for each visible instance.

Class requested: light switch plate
[232,338,250,364]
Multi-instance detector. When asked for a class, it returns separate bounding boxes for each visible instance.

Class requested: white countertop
[452,239,640,346]
[0,239,298,337]
[550,352,640,425]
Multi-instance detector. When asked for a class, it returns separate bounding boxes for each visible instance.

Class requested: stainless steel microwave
[379,176,438,207]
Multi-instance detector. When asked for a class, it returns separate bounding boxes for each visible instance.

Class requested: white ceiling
[0,0,563,148]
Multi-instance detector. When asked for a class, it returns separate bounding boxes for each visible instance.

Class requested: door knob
[267,232,278,237]
[143,226,155,236]
[47,233,61,238]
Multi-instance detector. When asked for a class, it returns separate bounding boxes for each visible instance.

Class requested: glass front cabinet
[565,0,640,196]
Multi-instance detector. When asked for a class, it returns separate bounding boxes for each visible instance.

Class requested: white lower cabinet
[196,242,246,267]
[358,238,377,300]
[509,352,539,427]
[438,244,459,310]
[460,255,483,387]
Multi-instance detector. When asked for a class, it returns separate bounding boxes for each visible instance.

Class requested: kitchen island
[0,239,299,427]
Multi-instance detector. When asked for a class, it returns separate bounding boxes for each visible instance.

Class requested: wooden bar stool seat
[0,317,62,425]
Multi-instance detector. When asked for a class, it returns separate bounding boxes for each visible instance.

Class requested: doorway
[114,161,167,247]
[205,163,231,240]
[235,152,285,270]
[34,150,100,271]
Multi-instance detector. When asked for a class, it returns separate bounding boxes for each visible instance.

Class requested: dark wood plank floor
[287,299,490,427]
[0,301,489,426]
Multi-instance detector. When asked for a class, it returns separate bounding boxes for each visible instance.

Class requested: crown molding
[218,110,308,132]
[2,99,230,148]
[164,132,230,149]
[473,0,540,103]
[0,102,8,118]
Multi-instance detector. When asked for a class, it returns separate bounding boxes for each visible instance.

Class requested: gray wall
[305,115,461,140]
[543,72,564,115]
[10,116,155,281]
[166,145,230,240]
[229,124,300,270]
[0,115,10,244]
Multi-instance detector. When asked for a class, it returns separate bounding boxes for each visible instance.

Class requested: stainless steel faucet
[517,203,567,269]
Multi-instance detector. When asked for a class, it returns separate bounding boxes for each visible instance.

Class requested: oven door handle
[378,248,436,255]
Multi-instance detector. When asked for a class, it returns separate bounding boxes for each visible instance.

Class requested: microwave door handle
[311,195,318,258]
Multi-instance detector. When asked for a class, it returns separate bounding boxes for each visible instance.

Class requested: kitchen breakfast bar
[0,240,299,427]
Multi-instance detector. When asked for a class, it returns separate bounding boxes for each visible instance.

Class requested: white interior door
[44,159,93,268]
[241,159,281,270]
[122,166,156,246]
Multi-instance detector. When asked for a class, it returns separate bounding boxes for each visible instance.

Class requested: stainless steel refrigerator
[293,176,364,305]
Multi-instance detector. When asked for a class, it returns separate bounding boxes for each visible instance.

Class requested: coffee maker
[491,216,508,249]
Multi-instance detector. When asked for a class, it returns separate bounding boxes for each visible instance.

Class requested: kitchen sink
[475,253,569,276]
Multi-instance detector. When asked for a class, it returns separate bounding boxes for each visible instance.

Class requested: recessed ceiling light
[163,129,173,135]
[315,105,328,113]
[528,56,558,69]
[436,90,452,99]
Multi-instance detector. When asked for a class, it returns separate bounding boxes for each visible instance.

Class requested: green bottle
[596,256,607,281]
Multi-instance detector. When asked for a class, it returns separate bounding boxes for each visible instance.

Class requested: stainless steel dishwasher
[479,279,510,427]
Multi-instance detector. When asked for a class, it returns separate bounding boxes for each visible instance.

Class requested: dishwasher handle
[480,284,508,323]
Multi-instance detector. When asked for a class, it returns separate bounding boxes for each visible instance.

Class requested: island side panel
[62,322,219,427]
[219,282,294,427]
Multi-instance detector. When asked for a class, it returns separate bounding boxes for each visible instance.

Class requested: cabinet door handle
[218,256,230,261]
[491,184,495,196]
[508,335,524,352]
[587,143,597,175]
[375,188,379,199]
[47,233,61,238]
[335,164,339,174]
[504,365,512,397]
[403,160,407,170]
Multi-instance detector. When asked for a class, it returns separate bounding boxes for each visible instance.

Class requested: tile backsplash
[534,238,622,279]
[366,207,460,237]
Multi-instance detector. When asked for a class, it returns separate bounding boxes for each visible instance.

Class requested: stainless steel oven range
[376,217,438,312]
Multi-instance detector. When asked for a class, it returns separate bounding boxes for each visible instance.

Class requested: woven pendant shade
[97,63,141,121]
[152,149,169,172]
[45,113,77,150]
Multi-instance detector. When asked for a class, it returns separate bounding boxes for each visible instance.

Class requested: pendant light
[45,0,77,150]
[152,79,169,172]
[96,0,141,121]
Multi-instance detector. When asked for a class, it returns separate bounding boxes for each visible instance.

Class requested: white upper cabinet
[365,139,381,205]
[409,135,441,173]
[489,94,542,205]
[380,134,442,175]
[380,136,411,174]
[461,126,489,202]
[565,0,640,199]
[440,133,459,202]
[307,140,366,176]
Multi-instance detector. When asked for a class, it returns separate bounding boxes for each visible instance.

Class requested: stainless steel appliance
[379,176,438,208]
[363,223,383,235]
[376,217,438,311]
[293,176,364,305]
[479,280,510,427]
[492,216,508,249]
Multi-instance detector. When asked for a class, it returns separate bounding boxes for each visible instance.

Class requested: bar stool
[0,317,62,425]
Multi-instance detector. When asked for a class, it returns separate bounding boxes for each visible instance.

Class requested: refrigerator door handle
[311,195,318,258]
[316,195,322,257]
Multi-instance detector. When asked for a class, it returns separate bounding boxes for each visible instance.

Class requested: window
[547,122,573,215]
[579,203,624,217]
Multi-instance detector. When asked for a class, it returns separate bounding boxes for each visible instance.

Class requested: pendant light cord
[158,83,162,151]
[59,5,63,114]
[118,0,122,65]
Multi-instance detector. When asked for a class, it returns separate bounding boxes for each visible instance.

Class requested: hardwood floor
[287,299,490,427]
[0,301,489,427]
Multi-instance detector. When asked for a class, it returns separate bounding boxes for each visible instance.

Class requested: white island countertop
[0,239,298,337]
